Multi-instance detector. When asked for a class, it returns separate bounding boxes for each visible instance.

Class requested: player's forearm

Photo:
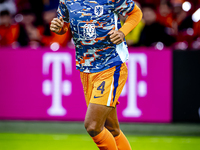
[119,4,142,36]
[57,23,70,35]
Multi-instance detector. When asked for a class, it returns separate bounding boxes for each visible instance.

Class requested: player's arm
[50,16,70,35]
[108,4,142,45]
[119,4,142,36]
[51,0,70,35]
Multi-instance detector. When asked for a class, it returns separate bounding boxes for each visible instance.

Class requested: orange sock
[114,130,132,150]
[92,128,118,150]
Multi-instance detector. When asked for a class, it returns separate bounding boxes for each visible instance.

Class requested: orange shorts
[80,63,128,107]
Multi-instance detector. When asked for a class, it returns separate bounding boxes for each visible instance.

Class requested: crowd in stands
[0,0,72,49]
[0,0,200,50]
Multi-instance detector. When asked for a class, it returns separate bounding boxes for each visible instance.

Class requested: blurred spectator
[192,20,200,49]
[15,0,43,26]
[0,10,19,47]
[0,0,18,47]
[0,0,16,15]
[171,0,195,49]
[157,0,174,28]
[43,0,59,11]
[135,3,176,47]
[191,0,200,50]
[17,9,41,48]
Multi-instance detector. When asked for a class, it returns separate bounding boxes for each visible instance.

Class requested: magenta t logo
[42,53,72,116]
[122,53,147,117]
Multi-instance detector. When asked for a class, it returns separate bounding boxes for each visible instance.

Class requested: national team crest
[78,22,97,40]
[83,23,96,40]
[94,5,104,17]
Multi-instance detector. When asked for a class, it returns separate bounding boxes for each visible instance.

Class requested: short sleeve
[57,0,69,23]
[114,0,135,17]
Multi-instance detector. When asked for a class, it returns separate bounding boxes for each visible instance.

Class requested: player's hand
[50,16,64,34]
[108,30,125,45]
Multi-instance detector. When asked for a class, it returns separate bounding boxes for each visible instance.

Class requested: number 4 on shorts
[97,81,105,94]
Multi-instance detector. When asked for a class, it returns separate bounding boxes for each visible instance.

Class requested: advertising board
[0,47,172,122]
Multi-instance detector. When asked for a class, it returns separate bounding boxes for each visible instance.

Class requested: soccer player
[50,0,142,149]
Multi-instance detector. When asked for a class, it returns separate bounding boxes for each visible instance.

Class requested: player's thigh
[84,103,114,133]
[105,107,120,137]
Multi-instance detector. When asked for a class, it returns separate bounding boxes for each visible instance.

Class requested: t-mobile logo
[42,53,72,116]
[121,53,147,117]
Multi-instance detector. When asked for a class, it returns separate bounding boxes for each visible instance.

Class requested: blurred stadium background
[0,0,200,149]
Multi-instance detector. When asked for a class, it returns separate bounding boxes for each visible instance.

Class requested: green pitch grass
[0,133,200,150]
